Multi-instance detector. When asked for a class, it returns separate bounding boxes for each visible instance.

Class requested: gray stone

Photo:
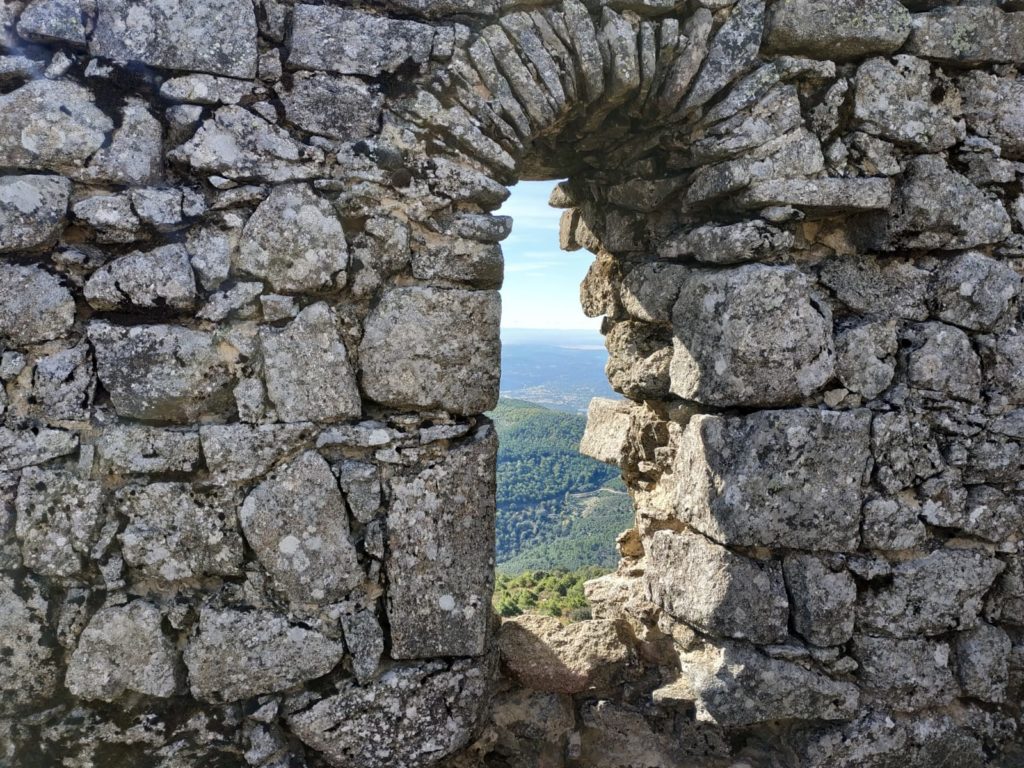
[197,281,263,322]
[687,83,803,166]
[906,322,982,402]
[85,244,198,311]
[930,251,1020,333]
[287,658,491,768]
[646,530,789,644]
[854,56,964,153]
[677,641,859,727]
[852,635,957,711]
[619,263,689,324]
[783,555,857,647]
[0,578,59,715]
[387,430,496,658]
[605,321,672,400]
[31,342,96,422]
[129,188,186,230]
[953,623,1010,703]
[683,0,765,112]
[0,427,77,472]
[80,98,163,186]
[90,0,257,78]
[238,185,348,293]
[862,496,928,550]
[97,426,201,475]
[580,398,633,467]
[735,177,892,214]
[184,607,346,702]
[979,328,1024,404]
[186,225,235,290]
[117,483,243,583]
[675,409,871,550]
[670,265,834,407]
[764,0,911,58]
[340,609,384,683]
[360,287,501,415]
[16,0,86,44]
[857,548,1005,637]
[0,264,75,346]
[887,155,1012,250]
[659,220,794,265]
[289,5,435,77]
[88,323,236,423]
[409,236,503,289]
[72,193,142,243]
[0,81,111,173]
[259,303,361,423]
[200,423,315,484]
[16,468,103,578]
[282,72,384,141]
[334,461,381,524]
[65,601,179,702]
[820,255,930,320]
[871,411,942,494]
[240,451,361,606]
[835,320,897,399]
[904,6,1024,65]
[0,174,71,253]
[159,75,256,106]
[959,71,1024,160]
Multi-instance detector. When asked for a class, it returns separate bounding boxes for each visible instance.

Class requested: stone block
[783,555,857,647]
[764,0,910,59]
[929,251,1020,333]
[953,623,1011,703]
[0,264,75,347]
[852,635,957,711]
[905,6,1024,65]
[580,397,633,467]
[0,174,71,253]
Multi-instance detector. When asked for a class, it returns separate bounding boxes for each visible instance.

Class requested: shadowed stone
[765,0,911,59]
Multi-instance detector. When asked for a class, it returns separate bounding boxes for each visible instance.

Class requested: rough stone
[240,451,361,606]
[670,265,834,407]
[90,0,257,78]
[184,607,346,702]
[16,0,87,44]
[72,193,142,243]
[835,320,897,399]
[620,262,689,323]
[259,303,361,423]
[646,530,790,644]
[30,342,96,422]
[676,409,870,550]
[979,328,1024,404]
[683,0,765,111]
[904,6,1024,65]
[764,0,911,59]
[929,251,1020,333]
[387,430,496,658]
[80,99,164,186]
[88,322,236,423]
[580,397,633,467]
[360,288,501,415]
[65,601,179,702]
[282,72,384,141]
[0,264,75,346]
[200,423,315,484]
[0,427,77,472]
[85,244,198,311]
[0,174,71,253]
[959,71,1024,160]
[0,578,59,715]
[334,461,381,524]
[953,623,1010,703]
[97,426,202,475]
[735,177,892,214]
[852,635,957,711]
[819,255,930,320]
[659,220,794,265]
[905,322,982,402]
[783,555,857,647]
[340,609,384,683]
[605,321,672,399]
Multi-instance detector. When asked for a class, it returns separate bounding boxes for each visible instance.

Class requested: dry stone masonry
[2,0,1024,766]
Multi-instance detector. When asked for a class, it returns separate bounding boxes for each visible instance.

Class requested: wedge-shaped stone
[857,548,1005,637]
[184,607,345,702]
[676,409,870,551]
[784,555,857,647]
[240,451,361,606]
[646,530,789,644]
[16,0,86,44]
[676,641,859,727]
[0,174,71,253]
[88,322,236,423]
[580,398,634,467]
[765,0,911,59]
[0,427,77,472]
[387,429,496,658]
[259,303,361,423]
[65,601,179,702]
[90,0,257,78]
[360,287,501,415]
[670,265,834,407]
[683,0,765,112]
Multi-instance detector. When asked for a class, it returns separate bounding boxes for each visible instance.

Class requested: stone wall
[2,0,1024,766]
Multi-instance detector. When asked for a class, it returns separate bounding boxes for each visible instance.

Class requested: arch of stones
[2,0,1024,765]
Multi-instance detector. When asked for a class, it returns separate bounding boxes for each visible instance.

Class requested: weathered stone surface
[678,642,859,727]
[820,255,930,320]
[16,468,103,578]
[65,601,179,702]
[0,264,75,347]
[184,607,345,702]
[360,288,501,415]
[659,220,794,265]
[90,0,257,78]
[835,320,897,399]
[387,430,496,658]
[0,427,77,472]
[16,0,86,44]
[85,244,198,311]
[619,263,688,323]
[287,658,491,768]
[499,615,630,694]
[334,461,381,523]
[862,496,928,551]
[282,72,384,141]
[340,609,384,683]
[606,321,672,399]
[117,483,243,583]
[887,155,1012,250]
[683,0,765,111]
[259,303,361,423]
[88,323,236,423]
[0,577,59,715]
[201,423,315,484]
[646,530,789,644]
[764,0,911,58]
[858,548,1005,637]
[854,56,964,152]
[784,555,857,647]
[580,397,633,467]
[959,71,1024,160]
[905,6,1024,65]
[736,177,892,214]
[30,342,96,422]
[676,409,870,550]
[72,192,142,243]
[97,426,201,474]
[0,174,71,253]
[852,635,957,711]
[289,5,435,77]
[0,81,111,173]
[238,185,347,293]
[670,265,834,407]
[80,99,163,186]
[929,251,1020,333]
[953,623,1010,703]
[905,322,982,402]
[240,451,361,605]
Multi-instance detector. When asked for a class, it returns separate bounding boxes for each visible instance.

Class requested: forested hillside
[489,398,633,573]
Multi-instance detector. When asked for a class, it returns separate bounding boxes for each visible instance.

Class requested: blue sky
[498,180,600,330]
